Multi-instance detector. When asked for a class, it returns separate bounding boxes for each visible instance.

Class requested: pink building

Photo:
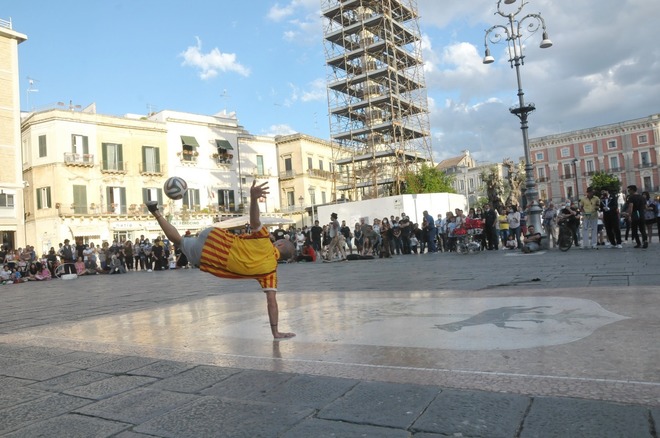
[530,114,659,203]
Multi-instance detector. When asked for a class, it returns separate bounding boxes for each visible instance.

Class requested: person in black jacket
[626,185,648,248]
[483,203,499,250]
[601,190,622,248]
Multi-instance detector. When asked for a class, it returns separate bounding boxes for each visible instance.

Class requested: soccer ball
[163,176,188,200]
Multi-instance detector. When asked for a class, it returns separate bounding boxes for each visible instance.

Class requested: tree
[403,164,456,194]
[589,172,621,195]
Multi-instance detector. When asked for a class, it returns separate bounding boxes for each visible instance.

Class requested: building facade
[530,114,660,203]
[0,19,27,250]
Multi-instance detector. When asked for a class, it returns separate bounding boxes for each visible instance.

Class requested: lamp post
[308,186,316,224]
[460,165,470,211]
[298,195,305,227]
[572,158,580,201]
[483,0,552,235]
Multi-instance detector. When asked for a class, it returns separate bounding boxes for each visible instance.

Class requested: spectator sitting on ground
[296,241,317,262]
[505,233,518,250]
[522,225,542,253]
[74,257,87,276]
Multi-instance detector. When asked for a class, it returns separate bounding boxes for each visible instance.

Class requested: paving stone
[135,396,313,438]
[0,385,52,409]
[114,432,159,438]
[412,389,529,437]
[261,374,358,409]
[0,393,92,435]
[201,369,294,400]
[127,359,195,378]
[2,345,74,361]
[2,361,78,381]
[2,413,131,438]
[282,417,410,437]
[319,381,440,429]
[521,397,651,438]
[75,388,199,424]
[87,356,160,374]
[148,365,240,393]
[44,351,125,368]
[63,375,157,400]
[0,376,35,389]
[30,370,113,392]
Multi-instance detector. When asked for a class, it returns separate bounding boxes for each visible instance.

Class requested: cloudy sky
[6,0,659,165]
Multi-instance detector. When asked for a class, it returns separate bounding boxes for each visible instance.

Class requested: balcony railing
[608,167,623,172]
[279,170,296,179]
[139,163,163,175]
[213,154,233,165]
[537,176,549,182]
[308,168,333,180]
[101,161,126,173]
[637,162,655,169]
[583,170,596,176]
[560,173,574,180]
[64,153,95,167]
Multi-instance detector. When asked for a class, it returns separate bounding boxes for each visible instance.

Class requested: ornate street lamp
[572,158,580,201]
[298,195,305,227]
[483,0,552,235]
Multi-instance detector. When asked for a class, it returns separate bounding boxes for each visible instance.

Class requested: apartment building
[530,114,660,202]
[0,18,27,250]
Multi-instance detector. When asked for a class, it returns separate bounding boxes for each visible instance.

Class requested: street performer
[146,180,296,339]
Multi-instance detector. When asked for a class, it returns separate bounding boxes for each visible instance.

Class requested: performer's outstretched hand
[251,180,269,200]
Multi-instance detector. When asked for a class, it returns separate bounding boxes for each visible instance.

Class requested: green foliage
[589,172,621,195]
[403,164,456,194]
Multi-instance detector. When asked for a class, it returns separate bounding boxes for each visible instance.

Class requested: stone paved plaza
[0,243,658,437]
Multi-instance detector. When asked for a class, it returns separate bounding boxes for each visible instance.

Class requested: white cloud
[267,3,296,22]
[180,37,250,80]
[264,124,298,136]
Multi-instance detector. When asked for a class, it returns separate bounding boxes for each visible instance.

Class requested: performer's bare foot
[273,332,296,340]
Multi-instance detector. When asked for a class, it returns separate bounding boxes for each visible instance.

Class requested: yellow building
[21,106,171,254]
[0,19,27,250]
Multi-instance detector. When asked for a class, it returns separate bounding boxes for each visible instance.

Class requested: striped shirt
[199,226,279,291]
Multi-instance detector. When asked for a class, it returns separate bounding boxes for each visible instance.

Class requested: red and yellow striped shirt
[199,226,280,291]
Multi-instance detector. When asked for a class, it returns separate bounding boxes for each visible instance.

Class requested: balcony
[213,153,233,166]
[279,170,296,180]
[537,176,549,182]
[139,163,163,175]
[560,173,574,180]
[101,161,127,174]
[64,153,94,167]
[637,162,655,169]
[609,167,623,172]
[583,170,596,177]
[307,168,333,180]
[177,151,198,164]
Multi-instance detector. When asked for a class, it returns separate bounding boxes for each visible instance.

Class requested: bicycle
[557,220,573,252]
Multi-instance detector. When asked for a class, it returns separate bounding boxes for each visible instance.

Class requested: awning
[180,136,200,147]
[215,139,233,150]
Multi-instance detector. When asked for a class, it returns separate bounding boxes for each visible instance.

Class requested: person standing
[483,204,499,250]
[325,213,343,261]
[542,203,558,249]
[340,220,352,254]
[423,210,437,252]
[507,205,522,248]
[626,185,648,248]
[580,186,600,249]
[601,190,622,248]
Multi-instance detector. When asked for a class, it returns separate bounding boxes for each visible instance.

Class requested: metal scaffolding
[322,0,433,200]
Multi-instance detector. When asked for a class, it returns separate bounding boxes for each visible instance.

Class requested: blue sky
[4,0,659,164]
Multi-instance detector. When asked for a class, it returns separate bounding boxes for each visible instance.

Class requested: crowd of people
[2,185,659,283]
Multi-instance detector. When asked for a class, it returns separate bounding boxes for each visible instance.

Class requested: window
[102,143,124,171]
[0,193,14,208]
[607,139,617,149]
[215,139,232,154]
[37,187,52,209]
[583,143,593,154]
[307,157,313,170]
[38,135,47,157]
[468,178,474,191]
[330,162,334,173]
[537,167,546,180]
[73,185,87,214]
[72,134,89,154]
[321,191,327,204]
[563,163,572,177]
[643,176,652,191]
[586,160,595,173]
[218,189,235,211]
[567,186,574,199]
[309,189,316,205]
[287,191,295,207]
[535,152,544,161]
[142,188,163,205]
[106,187,126,214]
[641,151,650,166]
[182,188,201,210]
[638,134,648,144]
[540,189,547,200]
[560,147,570,158]
[141,146,161,173]
[319,160,324,171]
[610,156,619,170]
[256,155,265,176]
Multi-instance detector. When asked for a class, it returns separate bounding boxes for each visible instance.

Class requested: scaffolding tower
[322,0,433,200]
